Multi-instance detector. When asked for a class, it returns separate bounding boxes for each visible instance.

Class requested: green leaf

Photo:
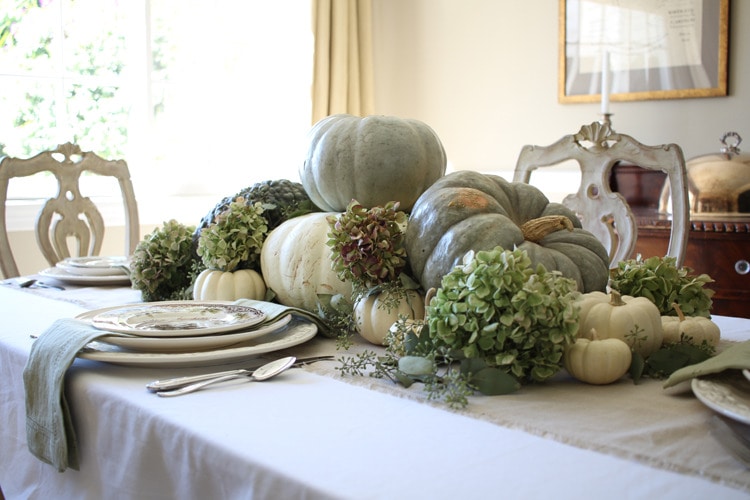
[470,367,520,395]
[394,371,417,388]
[629,351,645,384]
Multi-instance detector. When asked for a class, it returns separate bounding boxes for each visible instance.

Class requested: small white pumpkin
[193,268,266,301]
[354,289,425,345]
[577,290,664,358]
[661,303,721,347]
[564,329,632,385]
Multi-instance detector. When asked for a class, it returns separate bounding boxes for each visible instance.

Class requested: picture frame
[559,0,729,104]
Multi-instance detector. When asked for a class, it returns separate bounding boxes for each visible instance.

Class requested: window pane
[143,0,314,197]
[2,0,313,202]
[0,77,59,158]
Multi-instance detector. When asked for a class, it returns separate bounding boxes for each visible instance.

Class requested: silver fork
[710,415,750,467]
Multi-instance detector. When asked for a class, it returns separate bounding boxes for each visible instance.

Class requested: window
[1,0,313,223]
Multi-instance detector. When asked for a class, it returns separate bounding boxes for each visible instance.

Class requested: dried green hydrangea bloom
[326,200,408,293]
[427,246,580,383]
[609,255,714,318]
[130,219,200,301]
[197,197,268,272]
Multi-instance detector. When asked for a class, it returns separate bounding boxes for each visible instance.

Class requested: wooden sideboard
[630,208,750,318]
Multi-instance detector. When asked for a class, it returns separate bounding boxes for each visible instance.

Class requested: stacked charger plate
[74,301,318,368]
[40,256,132,285]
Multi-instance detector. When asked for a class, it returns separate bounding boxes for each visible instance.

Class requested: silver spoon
[156,356,296,397]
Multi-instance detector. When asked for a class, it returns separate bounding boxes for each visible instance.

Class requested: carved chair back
[0,143,139,278]
[513,122,689,268]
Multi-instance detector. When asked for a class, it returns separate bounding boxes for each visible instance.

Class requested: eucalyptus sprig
[335,313,520,409]
[326,200,408,297]
[197,197,268,272]
[315,293,358,349]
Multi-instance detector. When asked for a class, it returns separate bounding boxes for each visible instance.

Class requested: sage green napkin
[234,299,332,337]
[23,318,122,472]
[663,340,750,388]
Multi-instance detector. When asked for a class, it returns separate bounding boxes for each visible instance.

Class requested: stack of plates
[40,256,132,285]
[75,301,318,367]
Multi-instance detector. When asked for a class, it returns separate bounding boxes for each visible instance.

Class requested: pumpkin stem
[588,327,601,341]
[672,302,686,322]
[609,290,626,306]
[520,215,574,243]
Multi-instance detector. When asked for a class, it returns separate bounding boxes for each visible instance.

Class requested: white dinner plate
[39,266,132,285]
[78,317,318,367]
[90,301,266,337]
[76,309,292,353]
[56,256,130,276]
[692,375,750,425]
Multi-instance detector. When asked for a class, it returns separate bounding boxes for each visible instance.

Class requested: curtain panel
[312,0,375,123]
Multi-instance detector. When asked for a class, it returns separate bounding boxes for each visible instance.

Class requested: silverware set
[2,277,64,290]
[146,355,334,397]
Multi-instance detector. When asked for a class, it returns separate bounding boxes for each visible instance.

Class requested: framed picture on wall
[559,0,729,104]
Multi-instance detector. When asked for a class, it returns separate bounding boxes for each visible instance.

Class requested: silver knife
[145,355,334,392]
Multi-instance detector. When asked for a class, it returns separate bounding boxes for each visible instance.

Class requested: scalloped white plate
[78,317,317,367]
[76,308,291,353]
[692,376,750,425]
[90,301,265,337]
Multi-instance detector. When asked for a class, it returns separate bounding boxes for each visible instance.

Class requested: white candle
[601,50,610,115]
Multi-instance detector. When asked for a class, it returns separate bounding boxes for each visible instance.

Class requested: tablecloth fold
[23,318,122,472]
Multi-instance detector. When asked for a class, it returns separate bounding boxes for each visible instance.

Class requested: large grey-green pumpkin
[404,171,610,293]
[299,114,447,211]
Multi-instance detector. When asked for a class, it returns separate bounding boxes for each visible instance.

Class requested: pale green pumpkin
[299,114,447,211]
[404,171,610,293]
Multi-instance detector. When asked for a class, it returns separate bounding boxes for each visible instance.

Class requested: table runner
[280,336,750,494]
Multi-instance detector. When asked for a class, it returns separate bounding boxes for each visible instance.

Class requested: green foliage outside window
[0,0,136,160]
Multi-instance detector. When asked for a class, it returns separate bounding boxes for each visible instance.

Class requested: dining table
[1,275,749,500]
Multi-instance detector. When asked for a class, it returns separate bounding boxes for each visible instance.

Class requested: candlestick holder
[599,113,613,128]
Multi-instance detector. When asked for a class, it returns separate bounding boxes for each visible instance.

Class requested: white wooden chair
[0,142,139,278]
[513,121,690,268]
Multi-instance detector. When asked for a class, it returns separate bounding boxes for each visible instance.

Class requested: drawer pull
[735,260,750,275]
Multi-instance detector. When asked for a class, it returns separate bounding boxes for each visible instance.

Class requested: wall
[370,0,749,174]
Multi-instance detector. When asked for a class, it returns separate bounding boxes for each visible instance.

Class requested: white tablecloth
[1,285,749,500]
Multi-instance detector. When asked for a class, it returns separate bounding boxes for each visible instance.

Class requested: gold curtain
[311,0,375,123]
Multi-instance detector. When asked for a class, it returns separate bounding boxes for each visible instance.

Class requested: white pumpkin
[193,268,266,301]
[564,330,632,385]
[354,289,425,345]
[661,303,721,346]
[577,290,664,358]
[260,212,352,312]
